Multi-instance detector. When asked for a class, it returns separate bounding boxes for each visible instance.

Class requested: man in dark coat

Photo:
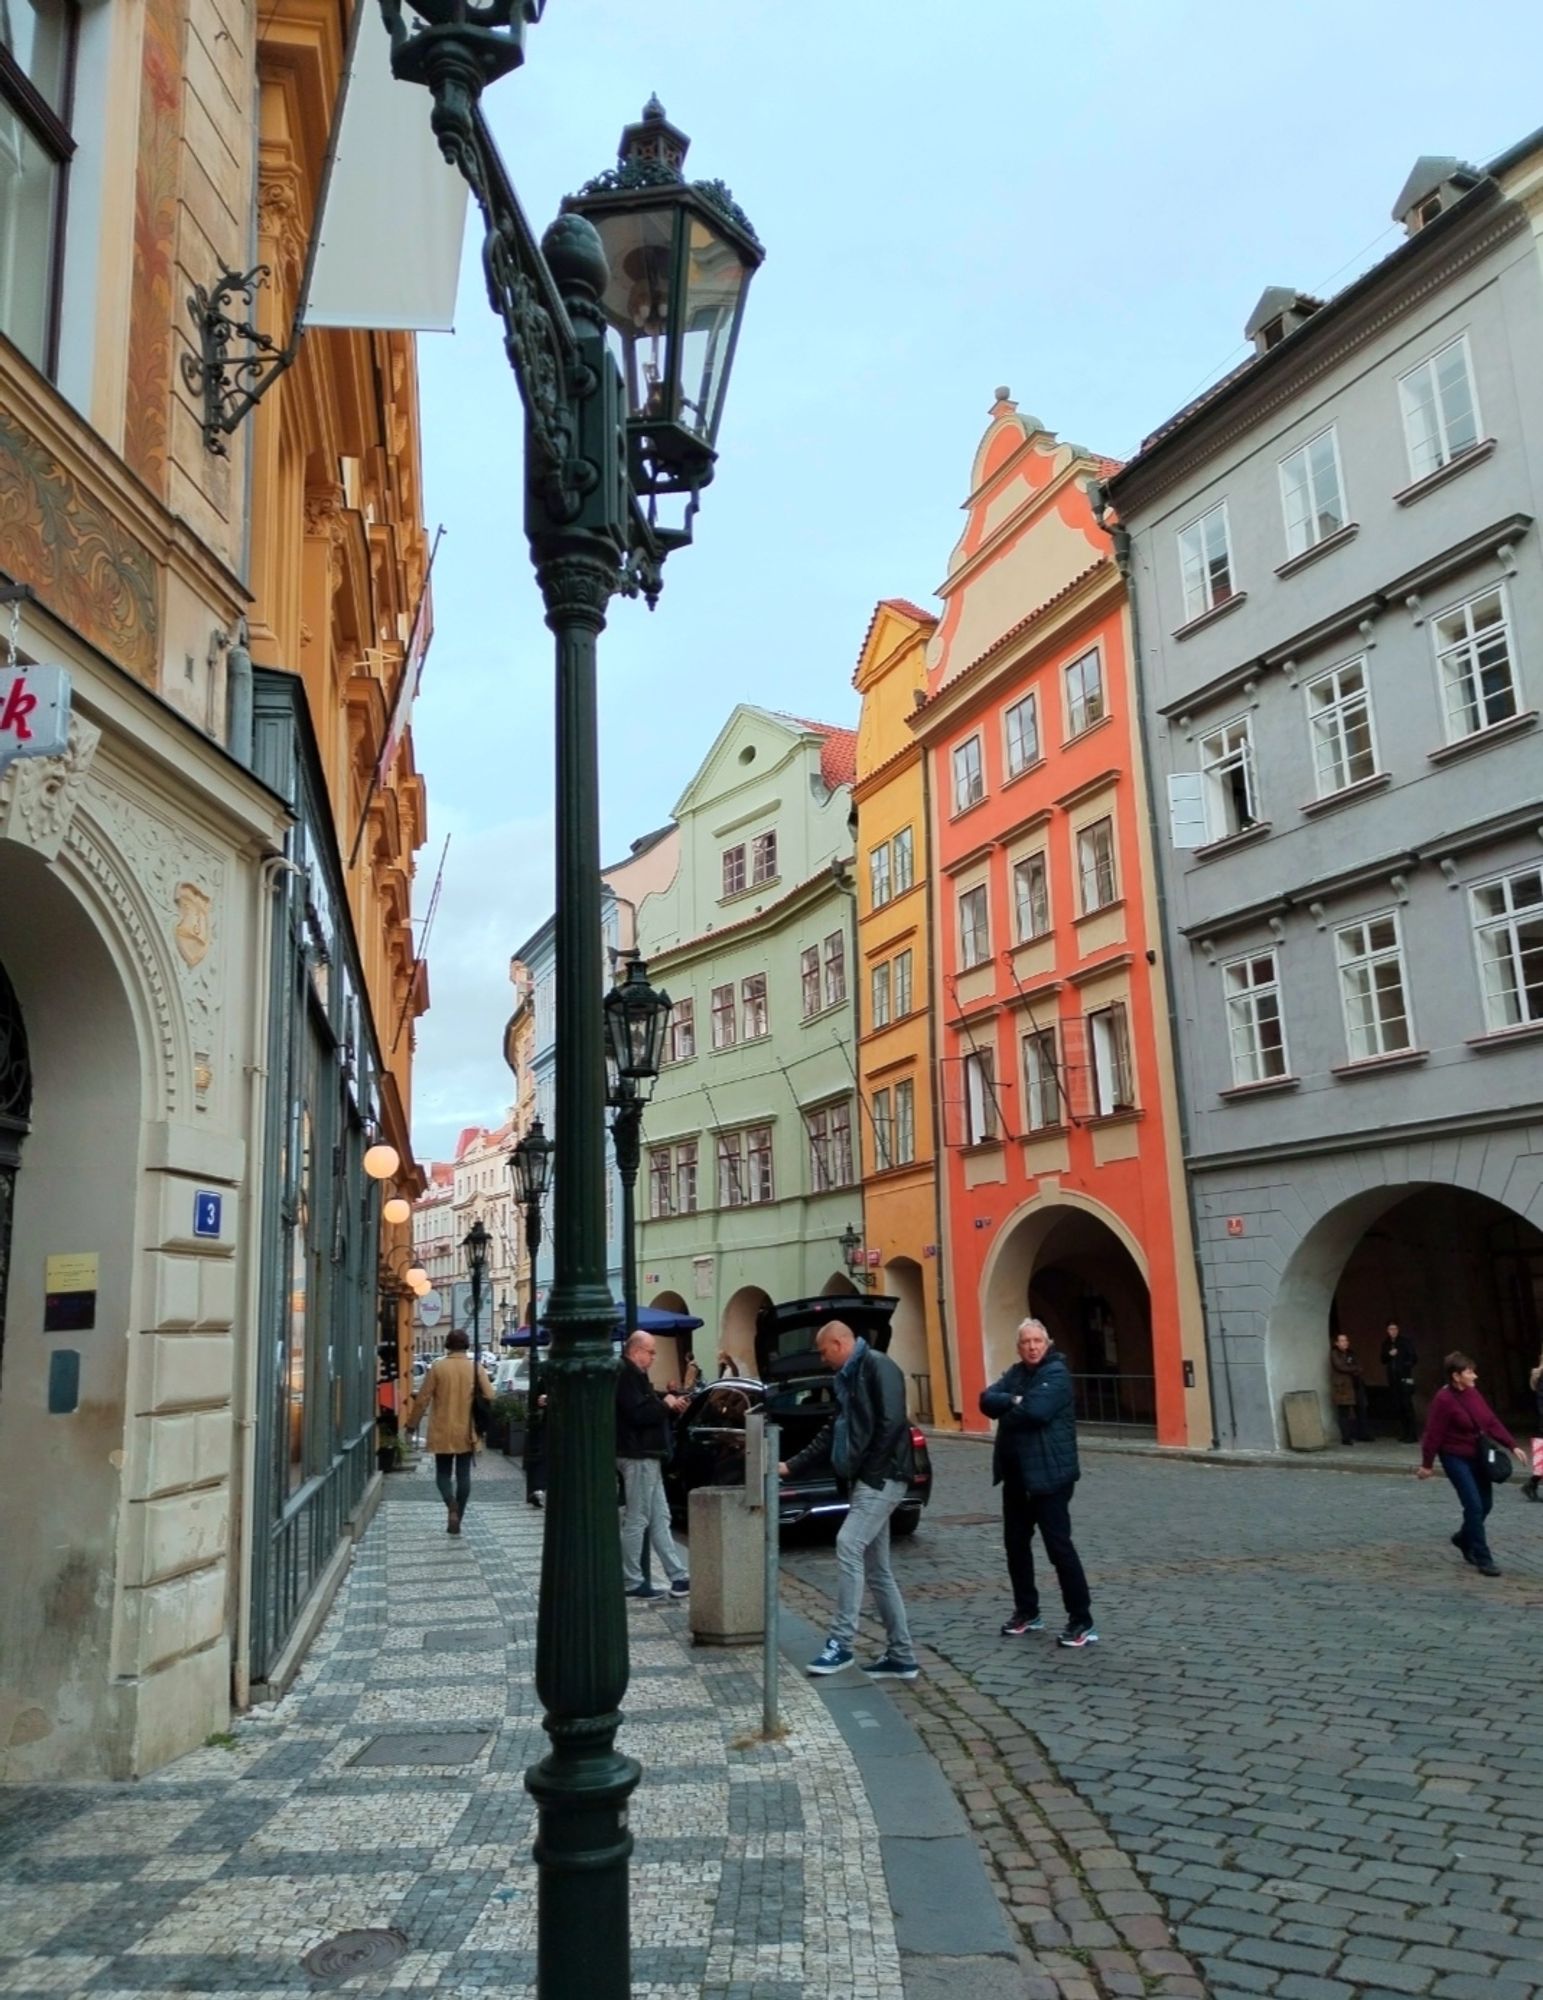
[1380,1321,1418,1443]
[980,1318,1096,1647]
[616,1332,690,1600]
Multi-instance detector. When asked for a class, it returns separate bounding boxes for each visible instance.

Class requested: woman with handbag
[1328,1333,1369,1444]
[403,1329,495,1536]
[1416,1350,1527,1576]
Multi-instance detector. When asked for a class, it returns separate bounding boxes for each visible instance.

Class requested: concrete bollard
[686,1486,765,1647]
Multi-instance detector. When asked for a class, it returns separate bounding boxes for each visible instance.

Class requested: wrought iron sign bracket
[182,266,305,457]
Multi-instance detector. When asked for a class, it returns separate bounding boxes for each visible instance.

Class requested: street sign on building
[417,1290,443,1328]
[0,664,71,774]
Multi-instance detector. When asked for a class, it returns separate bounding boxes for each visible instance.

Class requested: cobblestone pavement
[0,1455,905,2000]
[784,1437,1543,2000]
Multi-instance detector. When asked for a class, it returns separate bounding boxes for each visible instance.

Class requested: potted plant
[492,1389,528,1457]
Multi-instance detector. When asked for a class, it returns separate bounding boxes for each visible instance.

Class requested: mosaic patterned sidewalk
[0,1457,905,2000]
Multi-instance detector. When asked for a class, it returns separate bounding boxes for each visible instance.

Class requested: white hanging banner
[0,664,72,774]
[305,2,470,333]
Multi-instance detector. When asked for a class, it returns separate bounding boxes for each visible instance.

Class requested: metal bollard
[762,1419,779,1737]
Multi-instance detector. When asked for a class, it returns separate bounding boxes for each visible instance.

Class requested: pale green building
[636,707,863,1375]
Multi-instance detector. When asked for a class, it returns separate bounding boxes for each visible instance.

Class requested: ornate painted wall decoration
[0,410,159,683]
[124,0,185,494]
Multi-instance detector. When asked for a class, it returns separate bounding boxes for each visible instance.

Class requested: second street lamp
[509,1116,554,1506]
[605,956,672,1340]
[463,1218,489,1375]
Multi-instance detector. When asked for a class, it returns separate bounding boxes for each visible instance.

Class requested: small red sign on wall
[1225,1217,1245,1238]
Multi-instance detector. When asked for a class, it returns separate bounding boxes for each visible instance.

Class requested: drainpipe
[226,618,254,768]
[917,741,960,1423]
[1091,484,1227,1450]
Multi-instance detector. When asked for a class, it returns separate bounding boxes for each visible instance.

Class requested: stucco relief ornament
[0,711,102,862]
[173,880,213,967]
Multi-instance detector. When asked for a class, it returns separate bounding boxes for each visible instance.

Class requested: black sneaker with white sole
[861,1654,919,1681]
[1000,1612,1044,1636]
[1057,1618,1098,1648]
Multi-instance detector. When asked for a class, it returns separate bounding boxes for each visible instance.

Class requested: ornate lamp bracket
[182,267,303,457]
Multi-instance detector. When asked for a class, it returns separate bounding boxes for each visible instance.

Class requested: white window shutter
[1167,772,1208,849]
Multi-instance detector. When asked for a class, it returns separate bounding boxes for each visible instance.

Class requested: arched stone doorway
[821,1271,861,1297]
[1271,1183,1543,1438]
[647,1288,693,1387]
[980,1194,1156,1431]
[882,1257,929,1419]
[720,1284,771,1378]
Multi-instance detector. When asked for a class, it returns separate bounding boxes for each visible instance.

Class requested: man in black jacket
[616,1332,690,1600]
[1379,1321,1418,1443]
[780,1320,919,1680]
[980,1318,1096,1648]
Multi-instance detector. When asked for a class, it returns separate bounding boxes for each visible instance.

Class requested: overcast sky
[406,0,1543,1166]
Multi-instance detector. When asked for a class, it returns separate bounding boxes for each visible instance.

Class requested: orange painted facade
[913,396,1209,1447]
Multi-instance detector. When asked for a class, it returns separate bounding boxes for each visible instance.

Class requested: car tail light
[910,1428,926,1450]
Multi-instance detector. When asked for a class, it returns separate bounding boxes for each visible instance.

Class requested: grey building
[1106,134,1543,1449]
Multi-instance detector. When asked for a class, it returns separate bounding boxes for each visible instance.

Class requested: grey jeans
[830,1477,914,1662]
[618,1456,686,1589]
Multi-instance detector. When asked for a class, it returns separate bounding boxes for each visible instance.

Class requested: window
[711,982,737,1050]
[649,1148,673,1219]
[823,931,846,1007]
[1076,819,1117,913]
[1222,951,1288,1085]
[1198,717,1258,841]
[1178,504,1234,621]
[1022,1027,1060,1131]
[869,843,891,909]
[806,1100,853,1190]
[668,997,695,1062]
[1279,427,1346,557]
[741,971,769,1040]
[1433,587,1518,741]
[1305,659,1377,796]
[1399,335,1480,483]
[675,1141,698,1216]
[1064,649,1105,737]
[1013,853,1049,942]
[870,960,891,1030]
[952,735,985,813]
[1005,692,1040,776]
[717,1131,746,1207]
[893,827,914,893]
[800,945,821,1019]
[1471,869,1543,1032]
[1086,1001,1135,1114]
[0,2,76,375]
[721,844,746,897]
[893,949,913,1017]
[746,1124,775,1203]
[894,1079,916,1164]
[963,1050,997,1144]
[872,1088,893,1171]
[958,884,990,968]
[1336,914,1412,1061]
[751,830,778,884]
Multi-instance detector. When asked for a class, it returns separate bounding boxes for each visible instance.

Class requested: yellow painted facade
[853,602,957,1427]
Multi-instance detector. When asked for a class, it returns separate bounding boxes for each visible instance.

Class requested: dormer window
[1391,154,1481,237]
[1244,286,1323,357]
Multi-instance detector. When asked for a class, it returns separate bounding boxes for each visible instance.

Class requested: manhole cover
[934,1512,997,1528]
[351,1729,491,1767]
[302,1929,407,1983]
[422,1625,507,1653]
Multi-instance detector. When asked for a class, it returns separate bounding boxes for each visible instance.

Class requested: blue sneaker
[669,1576,690,1598]
[862,1654,919,1680]
[625,1584,663,1600]
[806,1639,855,1676]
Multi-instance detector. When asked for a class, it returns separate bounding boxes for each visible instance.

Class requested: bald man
[616,1330,690,1600]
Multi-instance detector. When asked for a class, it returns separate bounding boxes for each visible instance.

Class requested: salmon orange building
[912,392,1210,1447]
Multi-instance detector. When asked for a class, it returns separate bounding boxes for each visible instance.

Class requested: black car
[664,1293,933,1534]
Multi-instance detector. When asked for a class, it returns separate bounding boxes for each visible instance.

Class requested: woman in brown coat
[1329,1332,1367,1446]
[403,1330,494,1534]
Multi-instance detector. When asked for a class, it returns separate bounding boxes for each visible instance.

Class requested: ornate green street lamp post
[462,1217,489,1372]
[380,10,761,1997]
[605,954,673,1338]
[508,1116,554,1500]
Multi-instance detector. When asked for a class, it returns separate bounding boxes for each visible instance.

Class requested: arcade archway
[883,1256,929,1419]
[720,1284,771,1378]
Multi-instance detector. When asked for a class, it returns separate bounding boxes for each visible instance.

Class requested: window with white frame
[648,1147,673,1219]
[1471,868,1543,1032]
[0,2,77,376]
[721,844,746,897]
[869,842,891,909]
[710,982,736,1050]
[800,945,821,1019]
[1076,818,1117,913]
[1004,692,1040,775]
[668,996,695,1062]
[1022,1026,1060,1131]
[1086,1001,1135,1114]
[958,883,990,968]
[1305,658,1377,796]
[893,826,914,893]
[1399,334,1480,483]
[1198,717,1259,841]
[742,971,769,1040]
[716,1131,746,1207]
[895,1079,916,1163]
[806,1100,853,1190]
[1279,427,1346,557]
[963,1049,997,1144]
[1178,504,1235,621]
[1012,852,1049,941]
[675,1141,699,1215]
[751,830,778,884]
[1064,649,1105,737]
[1335,913,1413,1062]
[1222,950,1288,1085]
[893,948,913,1017]
[870,960,891,1030]
[1433,587,1518,741]
[872,1088,893,1171]
[823,930,846,1007]
[952,735,985,812]
[746,1124,775,1203]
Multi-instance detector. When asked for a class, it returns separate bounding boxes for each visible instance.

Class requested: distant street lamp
[509,1116,554,1504]
[840,1222,873,1291]
[605,956,672,1338]
[463,1218,490,1374]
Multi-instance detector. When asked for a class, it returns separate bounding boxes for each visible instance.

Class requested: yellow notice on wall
[45,1253,99,1294]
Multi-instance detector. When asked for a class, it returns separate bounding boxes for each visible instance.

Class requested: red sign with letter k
[0,678,38,742]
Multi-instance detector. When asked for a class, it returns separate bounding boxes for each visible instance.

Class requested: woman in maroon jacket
[1417,1350,1527,1576]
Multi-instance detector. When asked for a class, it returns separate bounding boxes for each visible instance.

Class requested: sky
[406,0,1543,1166]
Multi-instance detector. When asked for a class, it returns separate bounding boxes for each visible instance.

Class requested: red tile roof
[776,714,859,791]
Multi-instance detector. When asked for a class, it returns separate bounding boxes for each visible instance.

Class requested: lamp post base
[526,1735,640,1998]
